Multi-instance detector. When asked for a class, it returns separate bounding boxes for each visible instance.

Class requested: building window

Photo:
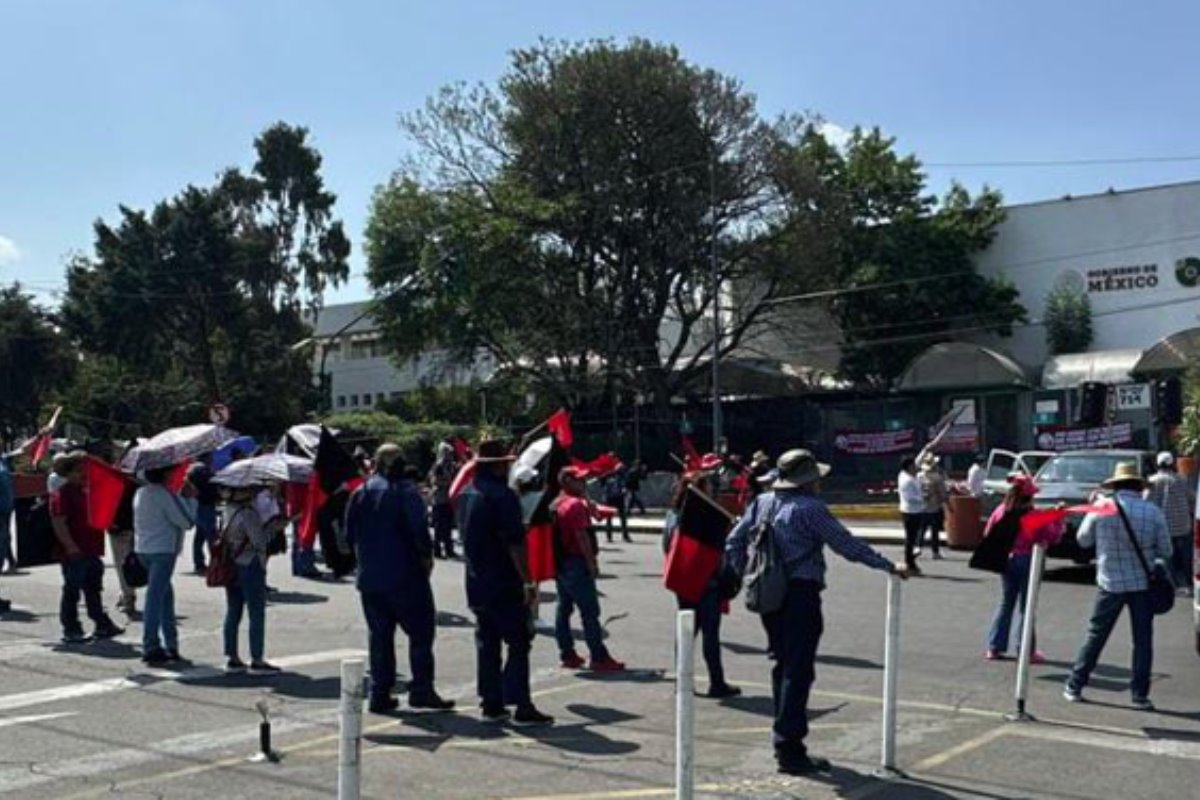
[389,391,402,400]
[336,395,346,408]
[350,395,359,407]
[348,338,387,360]
[376,392,386,404]
[363,394,373,406]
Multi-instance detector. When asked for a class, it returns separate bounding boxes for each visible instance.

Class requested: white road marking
[0,648,365,713]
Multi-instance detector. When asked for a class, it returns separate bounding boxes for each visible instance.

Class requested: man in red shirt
[49,452,123,644]
[552,467,624,672]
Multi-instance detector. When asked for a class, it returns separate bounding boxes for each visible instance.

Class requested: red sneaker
[560,653,586,670]
[589,656,626,673]
[1030,650,1048,665]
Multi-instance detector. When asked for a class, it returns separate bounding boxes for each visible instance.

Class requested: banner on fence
[833,429,915,456]
[1034,422,1133,451]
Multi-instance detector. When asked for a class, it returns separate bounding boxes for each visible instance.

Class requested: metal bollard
[338,658,365,800]
[1008,543,1046,722]
[675,610,696,800]
[875,573,903,779]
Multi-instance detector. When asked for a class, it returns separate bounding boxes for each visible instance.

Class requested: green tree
[781,127,1026,386]
[1043,283,1093,355]
[0,285,77,435]
[365,39,823,412]
[60,123,348,436]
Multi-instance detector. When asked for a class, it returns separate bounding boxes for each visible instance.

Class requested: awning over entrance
[897,343,1029,391]
[1133,327,1200,375]
[1042,348,1143,389]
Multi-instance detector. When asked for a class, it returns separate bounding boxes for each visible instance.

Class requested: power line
[926,154,1200,168]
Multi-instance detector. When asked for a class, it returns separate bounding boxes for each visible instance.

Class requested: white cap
[1157,452,1174,468]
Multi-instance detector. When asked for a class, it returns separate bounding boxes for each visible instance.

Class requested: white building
[309,302,490,411]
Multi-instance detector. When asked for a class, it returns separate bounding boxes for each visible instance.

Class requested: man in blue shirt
[726,449,906,775]
[457,440,553,726]
[346,444,453,715]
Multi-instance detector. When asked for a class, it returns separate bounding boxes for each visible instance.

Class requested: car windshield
[1037,455,1134,485]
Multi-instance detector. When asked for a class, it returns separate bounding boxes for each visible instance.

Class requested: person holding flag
[662,472,739,698]
[48,452,124,644]
[552,466,626,673]
[457,440,555,726]
[725,449,906,776]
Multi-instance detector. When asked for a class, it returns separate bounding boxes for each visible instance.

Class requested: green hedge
[322,412,482,471]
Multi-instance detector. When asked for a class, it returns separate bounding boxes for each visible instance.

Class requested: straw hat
[773,449,831,490]
[1100,462,1145,489]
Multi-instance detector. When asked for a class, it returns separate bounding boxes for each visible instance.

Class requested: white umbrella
[120,424,239,472]
[276,424,338,458]
[509,437,553,488]
[211,453,313,488]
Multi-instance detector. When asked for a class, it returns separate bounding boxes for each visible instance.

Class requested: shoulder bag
[1113,500,1175,615]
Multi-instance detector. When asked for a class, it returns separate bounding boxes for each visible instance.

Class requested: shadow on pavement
[723,640,769,656]
[50,639,141,660]
[1043,565,1096,584]
[565,703,641,724]
[913,573,983,584]
[436,610,473,628]
[266,591,328,605]
[0,609,39,623]
[574,668,667,685]
[818,653,882,670]
[518,721,641,756]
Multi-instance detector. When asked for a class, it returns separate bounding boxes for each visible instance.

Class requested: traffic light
[1156,377,1183,425]
[1076,382,1108,427]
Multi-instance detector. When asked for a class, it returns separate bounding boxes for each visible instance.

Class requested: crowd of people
[0,430,1192,778]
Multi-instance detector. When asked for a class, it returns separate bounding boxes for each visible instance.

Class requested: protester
[918,454,949,561]
[1064,463,1172,710]
[186,463,218,576]
[133,466,197,665]
[428,440,458,559]
[553,466,626,673]
[1144,452,1195,593]
[48,452,124,644]
[966,453,987,498]
[0,455,16,573]
[457,440,554,725]
[749,451,772,499]
[625,460,648,516]
[253,484,286,594]
[346,444,454,714]
[725,449,906,775]
[662,472,738,698]
[982,476,1064,662]
[897,455,924,574]
[222,486,280,674]
[319,487,357,580]
[108,482,138,617]
[602,468,631,544]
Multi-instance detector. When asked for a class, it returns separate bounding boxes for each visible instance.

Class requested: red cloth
[166,459,192,493]
[284,481,309,520]
[29,434,52,465]
[984,501,1117,557]
[681,436,701,470]
[452,437,472,462]
[548,409,574,449]
[297,473,326,550]
[50,483,105,559]
[83,457,130,532]
[570,453,623,480]
[554,494,593,558]
[526,522,557,583]
[448,459,477,506]
[663,531,722,604]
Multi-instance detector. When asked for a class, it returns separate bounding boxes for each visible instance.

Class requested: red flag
[29,434,52,466]
[452,437,472,462]
[681,435,701,470]
[297,473,326,550]
[547,409,573,449]
[166,459,192,493]
[523,437,573,582]
[284,480,309,520]
[570,452,623,480]
[526,522,557,583]
[663,485,732,603]
[1019,501,1117,540]
[298,428,361,549]
[448,459,477,506]
[83,456,131,532]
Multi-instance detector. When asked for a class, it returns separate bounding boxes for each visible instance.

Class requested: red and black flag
[547,408,573,449]
[525,435,572,583]
[663,484,734,603]
[298,427,360,549]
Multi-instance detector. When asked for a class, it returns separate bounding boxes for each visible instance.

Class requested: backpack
[206,508,249,589]
[743,498,788,615]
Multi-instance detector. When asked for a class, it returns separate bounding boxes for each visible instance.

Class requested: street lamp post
[710,157,722,452]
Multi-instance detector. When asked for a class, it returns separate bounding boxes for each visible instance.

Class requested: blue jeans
[987,553,1033,653]
[291,526,316,576]
[60,557,113,636]
[224,560,267,662]
[192,505,216,572]
[139,552,179,654]
[1068,589,1154,700]
[554,556,610,661]
[764,582,823,755]
[0,510,15,570]
[361,584,436,701]
[473,601,532,710]
[679,584,725,687]
[1170,535,1193,590]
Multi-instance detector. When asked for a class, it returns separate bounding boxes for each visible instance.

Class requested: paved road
[0,533,1196,799]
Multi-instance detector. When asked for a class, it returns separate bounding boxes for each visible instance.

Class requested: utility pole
[710,157,722,453]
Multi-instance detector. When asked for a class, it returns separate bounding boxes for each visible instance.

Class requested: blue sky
[3,0,1199,305]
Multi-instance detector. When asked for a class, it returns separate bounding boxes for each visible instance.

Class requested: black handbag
[121,551,148,588]
[1113,500,1175,616]
[969,508,1023,574]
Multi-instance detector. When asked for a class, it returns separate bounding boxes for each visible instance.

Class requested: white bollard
[675,610,696,800]
[1009,543,1047,721]
[876,573,903,778]
[338,658,365,800]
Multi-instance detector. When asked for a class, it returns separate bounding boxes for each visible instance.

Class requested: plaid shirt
[725,491,894,587]
[1145,470,1194,540]
[1077,491,1173,594]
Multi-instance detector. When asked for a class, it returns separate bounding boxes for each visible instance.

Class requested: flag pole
[686,483,735,521]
